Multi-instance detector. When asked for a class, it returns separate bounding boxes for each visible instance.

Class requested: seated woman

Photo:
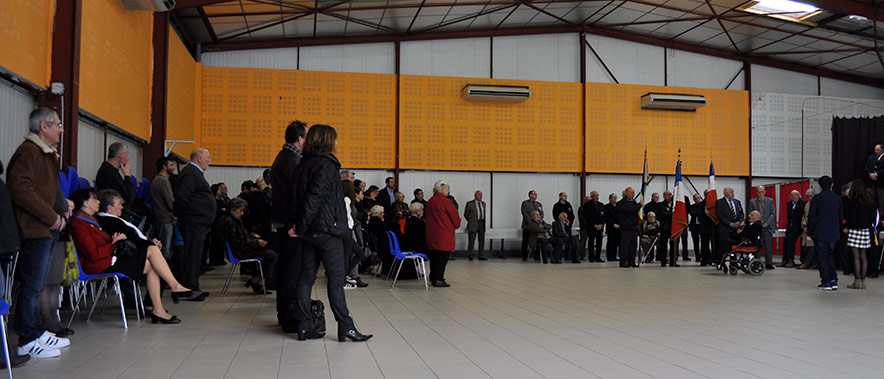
[551,212,580,264]
[70,189,190,324]
[217,197,278,294]
[402,202,427,255]
[640,211,661,257]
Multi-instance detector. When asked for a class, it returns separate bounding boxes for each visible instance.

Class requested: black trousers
[521,229,532,260]
[588,228,604,261]
[715,232,731,265]
[178,222,210,291]
[554,235,579,261]
[429,250,451,282]
[343,233,363,275]
[784,230,801,264]
[467,221,485,258]
[619,230,638,267]
[606,230,620,261]
[699,233,712,264]
[276,231,302,326]
[690,229,701,260]
[656,234,671,263]
[296,233,354,331]
[681,230,690,259]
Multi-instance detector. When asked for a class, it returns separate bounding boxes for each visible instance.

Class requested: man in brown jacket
[7,108,72,358]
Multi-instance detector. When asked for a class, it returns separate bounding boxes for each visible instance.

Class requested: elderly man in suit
[714,187,744,268]
[807,176,843,290]
[748,186,777,270]
[173,148,216,301]
[464,190,487,261]
[521,190,543,261]
[783,190,807,268]
[864,144,884,216]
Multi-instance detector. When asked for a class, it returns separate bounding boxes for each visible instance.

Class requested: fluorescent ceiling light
[737,0,822,25]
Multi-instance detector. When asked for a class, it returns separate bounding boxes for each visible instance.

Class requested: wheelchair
[718,240,765,276]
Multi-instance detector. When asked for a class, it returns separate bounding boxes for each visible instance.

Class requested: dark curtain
[831,116,884,190]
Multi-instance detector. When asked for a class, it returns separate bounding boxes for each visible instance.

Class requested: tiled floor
[8,257,884,379]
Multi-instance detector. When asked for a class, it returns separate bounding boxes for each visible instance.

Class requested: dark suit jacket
[95,161,134,206]
[270,146,301,230]
[552,201,574,223]
[582,201,605,229]
[689,201,714,234]
[376,187,395,212]
[173,163,216,226]
[807,189,843,243]
[785,199,807,233]
[655,201,673,232]
[604,203,618,233]
[463,199,486,232]
[551,220,573,239]
[865,154,884,188]
[616,198,641,231]
[715,197,743,235]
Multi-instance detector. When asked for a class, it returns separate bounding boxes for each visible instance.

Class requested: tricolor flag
[705,160,719,225]
[671,157,688,239]
[638,147,649,224]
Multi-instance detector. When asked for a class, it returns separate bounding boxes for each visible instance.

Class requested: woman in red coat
[425,180,461,287]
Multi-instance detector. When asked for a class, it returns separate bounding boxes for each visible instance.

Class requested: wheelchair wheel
[729,265,738,275]
[748,259,765,276]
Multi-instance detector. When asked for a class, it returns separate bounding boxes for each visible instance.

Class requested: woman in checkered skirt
[843,180,877,290]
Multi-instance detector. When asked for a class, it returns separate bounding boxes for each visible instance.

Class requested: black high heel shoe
[170,290,192,304]
[338,329,373,342]
[297,327,326,341]
[150,312,181,324]
[245,281,271,295]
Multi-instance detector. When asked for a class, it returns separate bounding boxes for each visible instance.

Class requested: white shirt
[344,197,354,230]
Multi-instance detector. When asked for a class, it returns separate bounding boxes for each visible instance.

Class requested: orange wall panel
[200,67,396,168]
[0,0,53,87]
[167,27,200,158]
[79,0,153,140]
[585,83,749,176]
[399,76,582,172]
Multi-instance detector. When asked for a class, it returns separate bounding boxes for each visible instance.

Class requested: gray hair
[409,202,424,214]
[805,188,815,196]
[190,148,208,161]
[228,197,247,211]
[28,107,57,133]
[433,180,448,193]
[107,142,128,159]
[340,170,352,180]
[369,205,385,218]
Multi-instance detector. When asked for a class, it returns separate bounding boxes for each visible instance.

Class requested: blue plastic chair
[141,178,151,206]
[77,178,91,190]
[66,166,79,197]
[67,249,144,329]
[385,231,428,290]
[0,301,12,379]
[58,171,70,198]
[0,252,18,305]
[220,241,265,296]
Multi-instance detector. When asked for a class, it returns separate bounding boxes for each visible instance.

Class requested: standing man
[864,144,884,216]
[8,108,72,358]
[552,192,575,224]
[95,142,134,212]
[463,191,487,261]
[173,148,215,302]
[617,187,641,268]
[690,193,715,266]
[604,193,620,261]
[271,120,306,332]
[376,177,396,213]
[583,191,605,262]
[577,195,590,260]
[411,188,427,207]
[807,176,842,290]
[783,190,807,268]
[714,187,744,267]
[521,190,543,261]
[151,157,176,259]
[657,191,674,267]
[748,186,776,270]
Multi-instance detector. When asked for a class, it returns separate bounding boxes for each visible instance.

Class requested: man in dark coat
[582,191,605,262]
[864,144,884,216]
[173,148,215,301]
[95,142,134,214]
[783,190,807,267]
[807,176,843,290]
[617,187,641,268]
[714,187,743,267]
[604,193,620,261]
[270,121,306,332]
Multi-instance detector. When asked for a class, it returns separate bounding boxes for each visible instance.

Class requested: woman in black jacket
[844,180,876,289]
[290,124,371,343]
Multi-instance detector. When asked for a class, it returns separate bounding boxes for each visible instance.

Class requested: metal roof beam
[176,0,234,9]
[801,0,884,22]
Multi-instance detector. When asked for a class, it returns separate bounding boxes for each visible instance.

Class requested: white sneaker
[38,330,70,348]
[343,282,357,290]
[345,276,357,285]
[17,340,60,358]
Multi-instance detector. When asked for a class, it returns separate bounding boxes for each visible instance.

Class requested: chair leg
[221,263,238,297]
[257,263,266,296]
[420,258,428,290]
[114,278,128,329]
[87,280,108,321]
[132,282,143,320]
[391,258,407,289]
[1,315,11,379]
[67,283,88,328]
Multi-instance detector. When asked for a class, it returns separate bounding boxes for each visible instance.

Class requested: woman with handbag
[69,188,191,324]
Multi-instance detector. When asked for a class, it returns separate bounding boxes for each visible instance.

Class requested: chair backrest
[224,241,238,264]
[385,231,399,257]
[78,177,91,190]
[66,166,80,197]
[362,229,377,252]
[59,171,70,198]
[141,178,151,206]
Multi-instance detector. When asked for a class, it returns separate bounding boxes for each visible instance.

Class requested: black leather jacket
[270,147,301,230]
[291,153,349,239]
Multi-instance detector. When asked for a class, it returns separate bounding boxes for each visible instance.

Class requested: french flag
[671,158,688,239]
[705,161,718,225]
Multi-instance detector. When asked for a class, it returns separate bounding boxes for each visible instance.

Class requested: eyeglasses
[45,120,62,128]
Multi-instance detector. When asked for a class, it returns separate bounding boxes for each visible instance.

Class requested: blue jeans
[14,230,59,345]
[156,223,174,259]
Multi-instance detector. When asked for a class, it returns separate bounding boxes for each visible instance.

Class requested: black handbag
[113,240,137,259]
[310,299,326,333]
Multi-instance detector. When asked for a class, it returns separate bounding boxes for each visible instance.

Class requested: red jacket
[70,213,114,274]
[425,192,461,251]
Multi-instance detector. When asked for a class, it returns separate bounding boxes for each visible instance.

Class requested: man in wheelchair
[719,210,766,275]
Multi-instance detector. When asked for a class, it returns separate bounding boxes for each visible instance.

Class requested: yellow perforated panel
[79,0,153,140]
[200,67,396,168]
[0,0,53,87]
[399,76,582,172]
[586,83,749,176]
